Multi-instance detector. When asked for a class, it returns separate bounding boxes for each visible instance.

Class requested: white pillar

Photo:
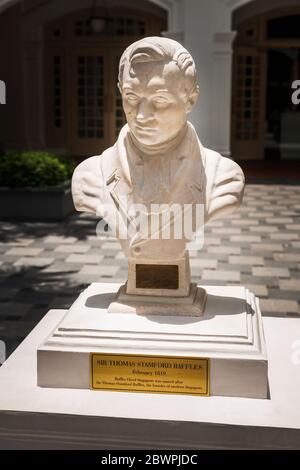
[161,0,185,45]
[210,31,236,157]
[154,0,239,157]
[161,30,184,43]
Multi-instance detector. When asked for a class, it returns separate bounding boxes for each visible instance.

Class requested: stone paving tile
[190,259,218,269]
[207,246,241,255]
[267,288,300,302]
[211,228,242,234]
[0,184,300,362]
[44,236,78,244]
[231,235,262,243]
[0,287,20,301]
[0,302,32,318]
[231,219,259,226]
[279,279,300,291]
[79,265,120,276]
[101,242,122,250]
[260,299,299,316]
[0,320,39,338]
[266,218,294,224]
[66,254,104,264]
[203,237,220,245]
[13,257,54,268]
[206,221,223,227]
[5,247,44,256]
[13,290,54,305]
[281,211,299,216]
[55,245,90,254]
[43,250,73,261]
[244,284,269,297]
[250,243,284,252]
[250,226,279,233]
[265,205,288,211]
[270,233,299,240]
[273,253,300,262]
[0,239,34,247]
[49,296,79,309]
[202,270,241,282]
[42,263,81,273]
[252,267,290,278]
[229,256,264,266]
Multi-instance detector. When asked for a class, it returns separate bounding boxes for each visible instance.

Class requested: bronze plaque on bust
[90,353,210,396]
[136,264,179,290]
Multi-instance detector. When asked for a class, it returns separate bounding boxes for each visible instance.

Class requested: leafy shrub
[0,151,75,188]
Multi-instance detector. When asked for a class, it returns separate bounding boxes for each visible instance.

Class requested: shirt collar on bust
[128,123,188,159]
[116,121,205,186]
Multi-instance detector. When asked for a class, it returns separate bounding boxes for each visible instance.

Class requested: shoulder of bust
[99,144,119,180]
[72,154,100,176]
[72,155,100,192]
[204,148,244,181]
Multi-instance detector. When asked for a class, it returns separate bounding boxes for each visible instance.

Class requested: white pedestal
[0,310,299,449]
[37,283,268,399]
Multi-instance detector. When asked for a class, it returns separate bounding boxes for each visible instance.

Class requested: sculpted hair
[118,37,199,99]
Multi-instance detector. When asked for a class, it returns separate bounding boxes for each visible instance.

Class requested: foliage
[0,151,75,188]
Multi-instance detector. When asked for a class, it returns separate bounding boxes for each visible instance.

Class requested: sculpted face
[121,61,193,146]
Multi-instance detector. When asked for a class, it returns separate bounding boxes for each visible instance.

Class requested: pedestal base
[1,310,300,449]
[37,282,268,399]
[108,282,207,316]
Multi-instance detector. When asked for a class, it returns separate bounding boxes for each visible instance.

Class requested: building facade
[0,0,299,162]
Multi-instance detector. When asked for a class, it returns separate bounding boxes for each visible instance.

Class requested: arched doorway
[44,7,167,156]
[231,5,300,161]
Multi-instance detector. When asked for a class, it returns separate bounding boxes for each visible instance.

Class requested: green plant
[0,151,75,188]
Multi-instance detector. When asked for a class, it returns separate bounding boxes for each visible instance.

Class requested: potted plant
[0,151,75,221]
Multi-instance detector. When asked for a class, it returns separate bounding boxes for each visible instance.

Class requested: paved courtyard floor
[0,184,300,362]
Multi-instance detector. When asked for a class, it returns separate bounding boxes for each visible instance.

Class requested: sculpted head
[118,37,199,146]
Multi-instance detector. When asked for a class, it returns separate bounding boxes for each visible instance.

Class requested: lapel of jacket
[104,125,137,234]
[168,126,206,206]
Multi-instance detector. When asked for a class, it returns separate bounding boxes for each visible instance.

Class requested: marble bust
[72,37,245,313]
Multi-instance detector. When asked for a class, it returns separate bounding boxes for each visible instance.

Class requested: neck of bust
[128,122,188,157]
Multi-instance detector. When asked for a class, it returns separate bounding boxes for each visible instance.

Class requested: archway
[0,0,169,154]
[231,1,300,161]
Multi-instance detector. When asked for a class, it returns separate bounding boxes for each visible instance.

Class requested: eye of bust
[125,93,139,104]
[153,96,170,106]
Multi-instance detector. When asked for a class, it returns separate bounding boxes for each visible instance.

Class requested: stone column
[210,31,236,158]
[161,30,184,44]
[161,0,184,45]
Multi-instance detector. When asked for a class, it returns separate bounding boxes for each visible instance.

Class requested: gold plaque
[90,353,209,396]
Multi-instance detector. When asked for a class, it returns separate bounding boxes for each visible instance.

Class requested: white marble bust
[72,37,245,302]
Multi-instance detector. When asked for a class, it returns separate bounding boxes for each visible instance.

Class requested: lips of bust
[134,125,157,134]
[131,124,161,143]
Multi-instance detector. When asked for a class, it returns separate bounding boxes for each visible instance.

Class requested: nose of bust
[136,99,153,123]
